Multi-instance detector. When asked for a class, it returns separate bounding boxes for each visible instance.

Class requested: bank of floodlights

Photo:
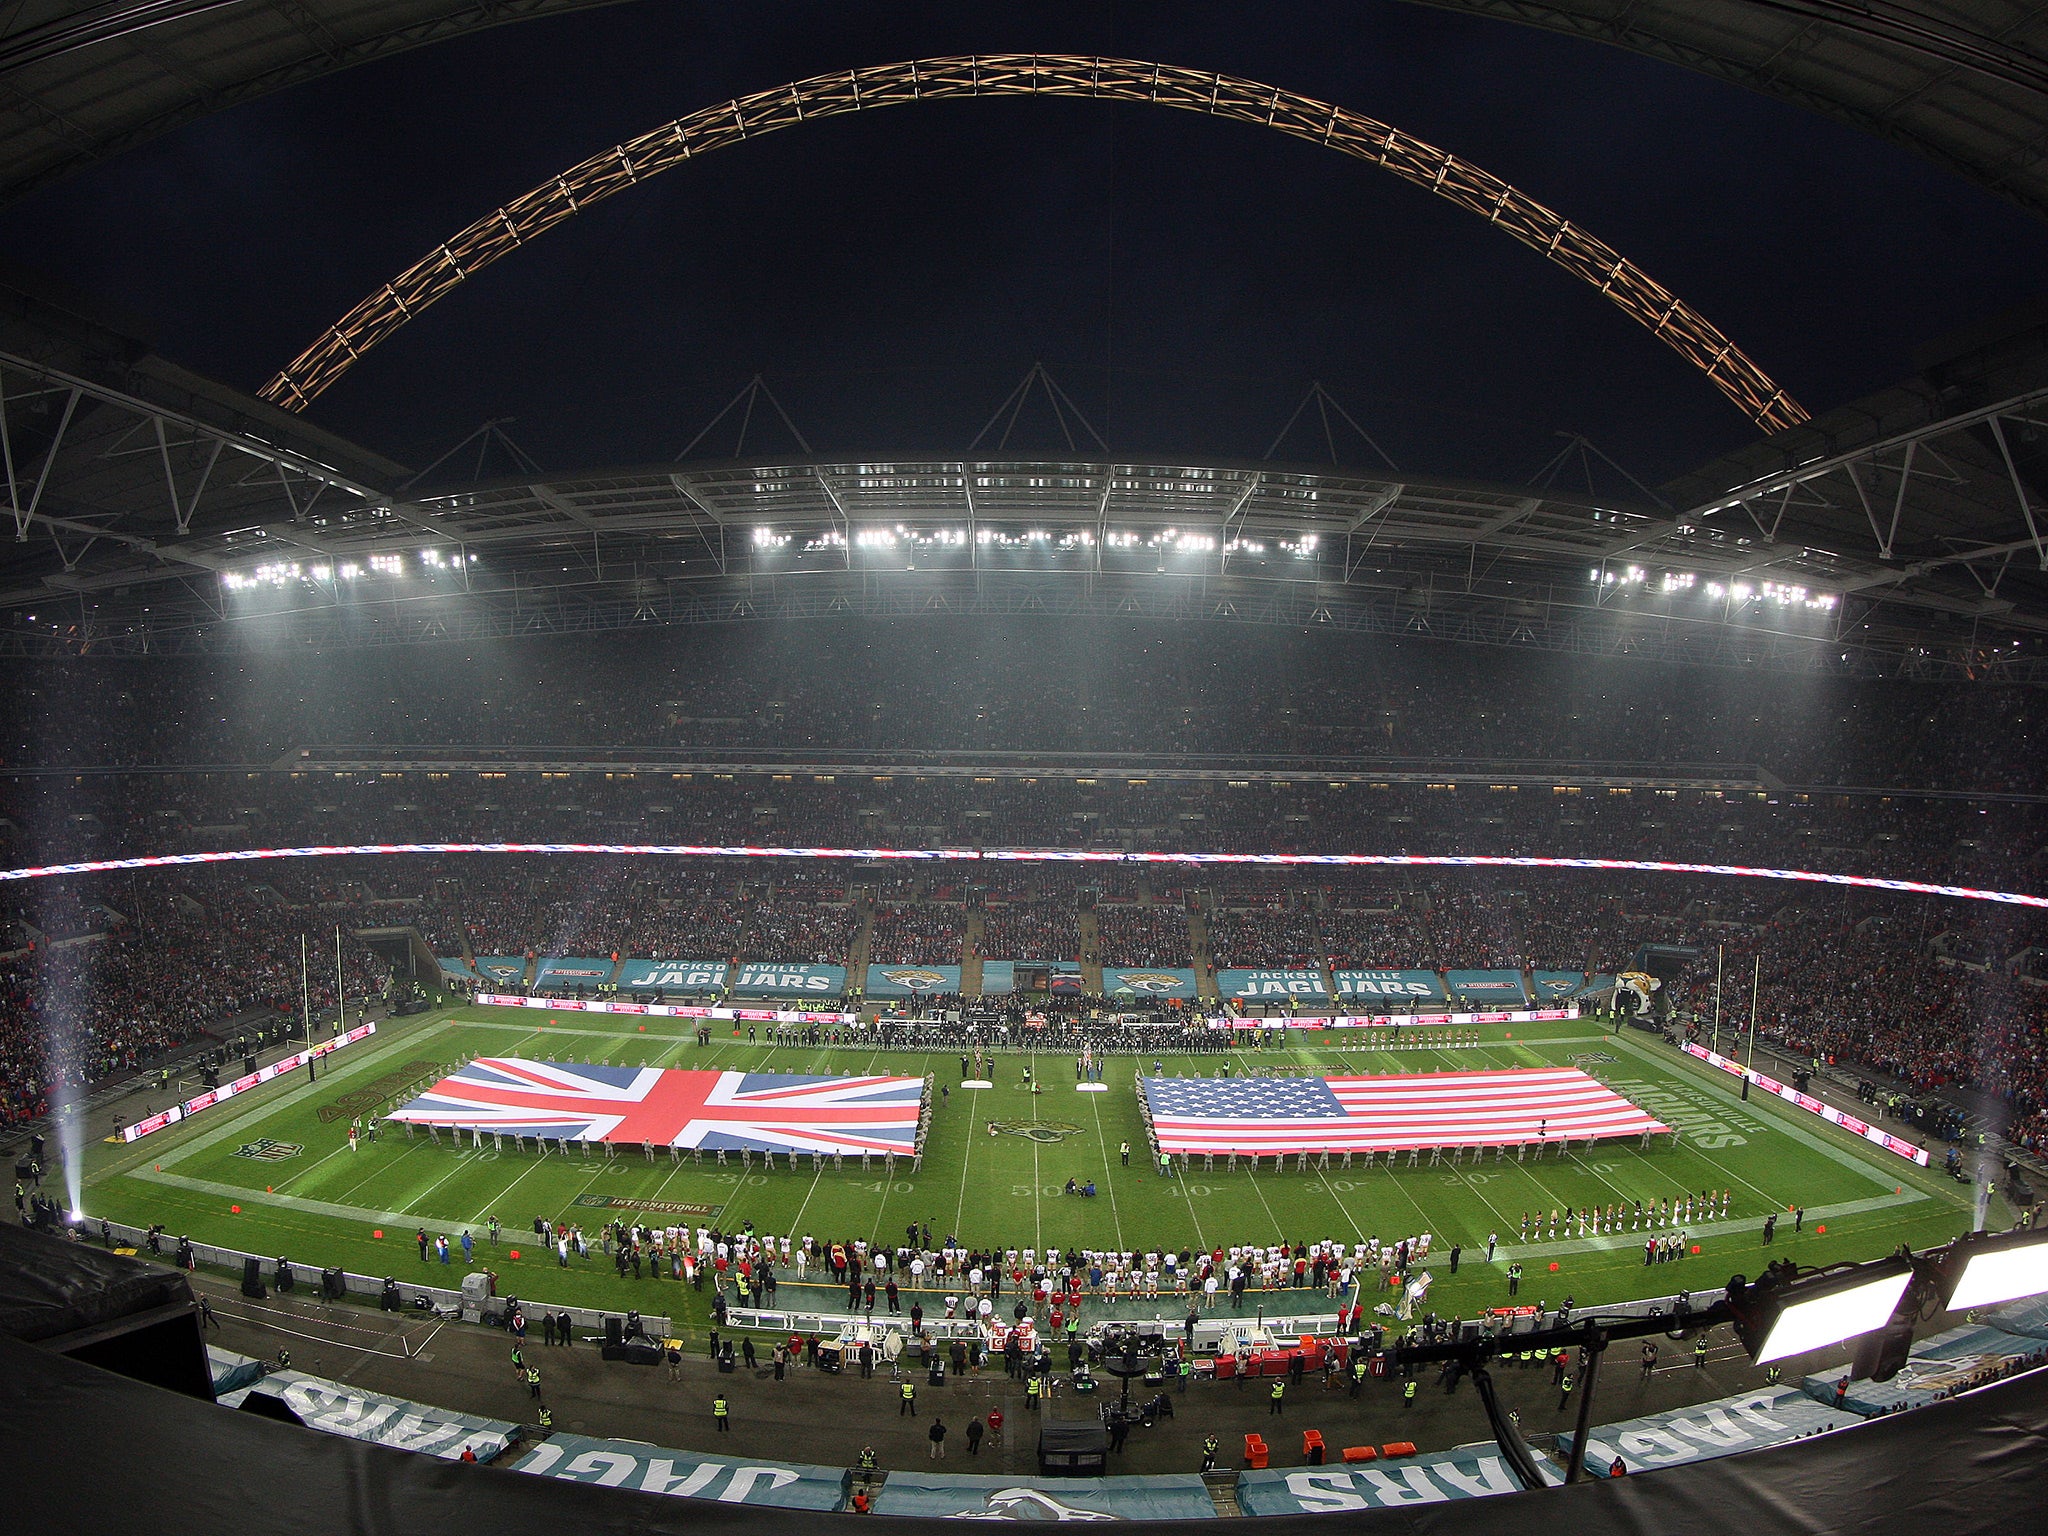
[1726,1257,1915,1364]
[1728,1227,2048,1381]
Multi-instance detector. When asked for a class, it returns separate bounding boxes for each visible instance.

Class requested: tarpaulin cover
[1216,968,1332,1000]
[1445,971,1529,1003]
[0,1221,195,1343]
[207,1346,267,1397]
[1805,1323,2048,1415]
[1532,971,1613,1000]
[1332,969,1445,1001]
[1101,966,1199,1000]
[866,963,963,997]
[512,1432,844,1507]
[214,1355,520,1461]
[617,958,730,991]
[534,956,616,986]
[1557,1387,1842,1472]
[1239,1446,1558,1513]
[6,1319,2048,1536]
[879,1471,1216,1519]
[1987,1297,2048,1339]
[728,961,847,997]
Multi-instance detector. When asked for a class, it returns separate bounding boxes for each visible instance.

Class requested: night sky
[5,0,2044,488]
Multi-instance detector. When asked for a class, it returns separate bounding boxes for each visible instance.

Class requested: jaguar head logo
[948,1487,1119,1521]
[879,968,950,991]
[1111,972,1185,993]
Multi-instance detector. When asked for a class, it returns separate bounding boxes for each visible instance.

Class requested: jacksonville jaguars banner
[474,955,528,985]
[1239,1446,1558,1513]
[512,1434,842,1509]
[616,958,730,992]
[216,1365,519,1461]
[1446,969,1529,1004]
[1532,970,1599,1000]
[980,960,1016,995]
[1803,1324,2045,1416]
[1557,1387,1841,1473]
[1332,968,1445,1001]
[534,956,614,988]
[1216,968,1332,1001]
[1101,966,1198,1000]
[878,1472,1218,1520]
[475,993,854,1023]
[866,963,963,997]
[437,957,477,981]
[729,961,847,997]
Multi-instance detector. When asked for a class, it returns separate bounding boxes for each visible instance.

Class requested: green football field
[80,1006,1986,1337]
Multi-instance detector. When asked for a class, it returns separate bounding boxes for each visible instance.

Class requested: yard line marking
[1173,1163,1209,1251]
[1313,1168,1368,1245]
[325,1141,430,1204]
[788,1159,830,1238]
[270,1140,355,1192]
[860,1041,899,1250]
[1605,1028,1946,1196]
[391,1147,500,1221]
[206,1304,410,1359]
[130,1019,461,1172]
[1437,1155,1519,1237]
[1083,1086,1127,1251]
[1370,1153,1447,1249]
[464,1144,562,1226]
[952,1065,980,1241]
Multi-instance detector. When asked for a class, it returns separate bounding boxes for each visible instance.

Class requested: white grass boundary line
[120,1135,1934,1269]
[1606,1029,1958,1197]
[8,842,2044,909]
[207,1303,417,1360]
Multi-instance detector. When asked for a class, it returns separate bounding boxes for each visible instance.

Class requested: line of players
[1518,1189,1733,1242]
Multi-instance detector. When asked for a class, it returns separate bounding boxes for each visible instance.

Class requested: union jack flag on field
[386,1059,925,1155]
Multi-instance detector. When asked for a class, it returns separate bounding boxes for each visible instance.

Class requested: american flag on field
[386,1059,925,1155]
[1143,1067,1668,1155]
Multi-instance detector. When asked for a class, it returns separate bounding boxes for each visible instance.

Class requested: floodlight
[1729,1258,1913,1363]
[1944,1229,2048,1310]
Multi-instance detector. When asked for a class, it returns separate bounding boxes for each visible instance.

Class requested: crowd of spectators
[3,621,2042,793]
[0,879,384,1127]
[8,771,2039,910]
[1205,903,1323,969]
[4,621,2046,1164]
[1094,906,1194,968]
[736,897,861,965]
[867,905,966,965]
[976,899,1080,964]
[3,848,2045,1162]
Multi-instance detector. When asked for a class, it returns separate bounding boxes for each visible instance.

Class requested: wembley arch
[262,53,1807,433]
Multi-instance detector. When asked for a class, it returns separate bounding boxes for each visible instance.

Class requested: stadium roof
[2,4,2046,677]
[2,2,2045,222]
[0,2,629,205]
[1408,2,2048,223]
[2,341,2045,677]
